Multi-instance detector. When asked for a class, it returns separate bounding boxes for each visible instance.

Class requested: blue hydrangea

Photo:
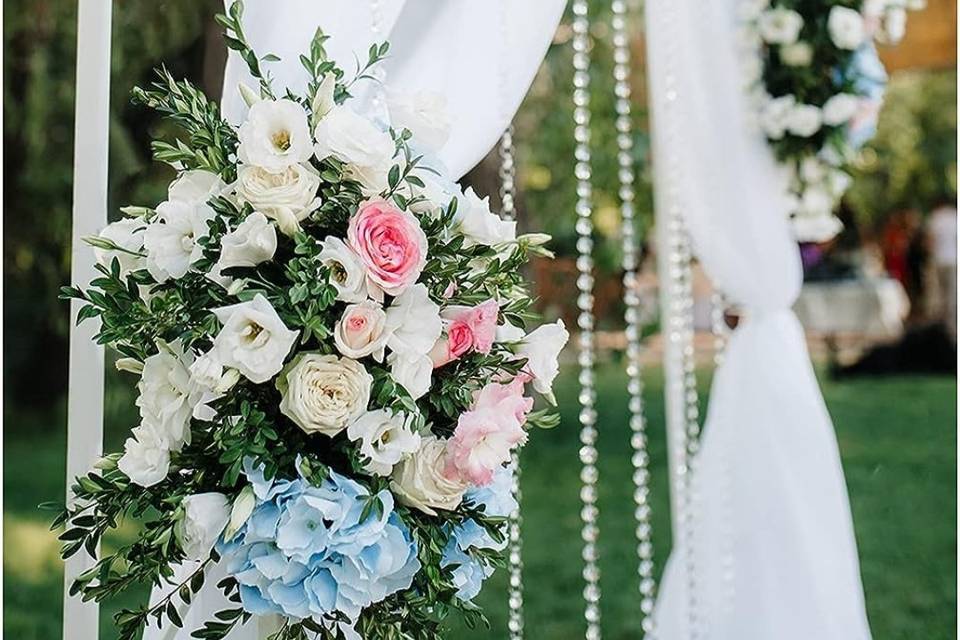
[441,467,518,600]
[221,461,420,622]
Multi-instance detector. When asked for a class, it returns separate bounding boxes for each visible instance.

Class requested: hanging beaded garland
[610,0,657,635]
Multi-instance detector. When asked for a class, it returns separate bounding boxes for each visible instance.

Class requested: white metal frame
[64,1,112,638]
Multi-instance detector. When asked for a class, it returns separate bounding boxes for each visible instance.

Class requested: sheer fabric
[645,0,872,637]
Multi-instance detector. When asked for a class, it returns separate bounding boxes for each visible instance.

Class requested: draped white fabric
[145,3,564,639]
[220,0,567,181]
[645,0,872,638]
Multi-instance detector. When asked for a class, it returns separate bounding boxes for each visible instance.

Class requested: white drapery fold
[646,0,872,638]
[220,0,566,181]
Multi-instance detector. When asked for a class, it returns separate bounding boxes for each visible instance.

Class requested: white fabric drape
[146,3,564,639]
[646,0,872,638]
[220,0,566,181]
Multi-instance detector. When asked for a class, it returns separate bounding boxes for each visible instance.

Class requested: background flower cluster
[55,5,567,640]
[739,0,924,241]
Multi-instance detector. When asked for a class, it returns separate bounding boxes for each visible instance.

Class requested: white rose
[237,99,313,172]
[387,90,452,151]
[137,340,201,451]
[390,436,467,515]
[455,187,516,247]
[792,213,844,242]
[94,218,146,275]
[212,294,299,384]
[144,170,226,283]
[175,492,231,560]
[318,236,367,303]
[346,409,421,477]
[828,6,866,50]
[758,8,804,44]
[277,354,372,436]
[518,320,569,404]
[780,41,813,67]
[234,164,322,236]
[334,301,390,361]
[387,351,433,400]
[313,105,395,196]
[822,94,861,126]
[218,212,277,270]
[385,284,443,357]
[786,103,823,137]
[118,424,171,488]
[760,95,796,139]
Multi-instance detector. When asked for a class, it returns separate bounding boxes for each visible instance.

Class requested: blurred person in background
[881,209,914,287]
[928,198,957,338]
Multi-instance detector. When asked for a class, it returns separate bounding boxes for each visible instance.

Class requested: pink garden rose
[445,378,530,486]
[333,300,389,361]
[430,300,500,368]
[347,199,428,298]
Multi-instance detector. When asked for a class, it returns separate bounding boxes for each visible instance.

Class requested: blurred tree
[3,0,219,409]
[847,69,957,226]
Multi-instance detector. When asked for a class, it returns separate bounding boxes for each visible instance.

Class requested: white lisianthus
[798,184,836,218]
[517,320,569,404]
[792,212,843,242]
[780,41,813,67]
[387,90,452,151]
[828,6,866,50]
[311,73,336,123]
[385,284,443,357]
[313,105,396,196]
[822,94,861,126]
[277,354,372,436]
[137,340,201,451]
[144,170,226,282]
[387,351,433,400]
[390,436,467,515]
[455,187,516,247]
[409,169,457,217]
[786,103,823,137]
[217,211,277,271]
[234,164,322,236]
[237,99,313,172]
[827,169,853,198]
[760,95,796,139]
[334,301,391,361]
[175,492,231,560]
[318,236,367,303]
[758,8,804,44]
[212,294,299,384]
[118,424,171,488]
[799,156,827,183]
[94,218,146,275]
[346,409,422,477]
[881,7,907,44]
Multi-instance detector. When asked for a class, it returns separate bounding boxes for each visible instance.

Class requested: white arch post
[64,1,112,638]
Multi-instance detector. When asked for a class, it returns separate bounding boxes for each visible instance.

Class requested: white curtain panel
[220,0,567,181]
[645,0,873,638]
[145,3,565,639]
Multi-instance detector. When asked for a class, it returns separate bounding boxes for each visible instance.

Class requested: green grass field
[4,364,956,639]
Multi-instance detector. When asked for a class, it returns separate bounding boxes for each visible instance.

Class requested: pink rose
[445,407,525,486]
[334,301,389,360]
[427,319,474,369]
[347,199,428,298]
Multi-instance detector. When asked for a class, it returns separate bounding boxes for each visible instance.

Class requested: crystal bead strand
[652,0,701,634]
[710,291,727,367]
[368,0,387,115]
[610,1,656,636]
[572,2,602,638]
[498,125,525,640]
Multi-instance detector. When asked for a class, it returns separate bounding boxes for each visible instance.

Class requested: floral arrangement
[739,0,923,241]
[53,5,567,639]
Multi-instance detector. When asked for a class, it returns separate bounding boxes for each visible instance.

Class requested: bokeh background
[3,1,957,638]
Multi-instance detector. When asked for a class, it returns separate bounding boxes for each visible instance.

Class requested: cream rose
[234,163,321,236]
[390,436,467,515]
[334,301,390,361]
[277,354,372,436]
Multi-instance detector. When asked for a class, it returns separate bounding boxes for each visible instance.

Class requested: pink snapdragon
[347,199,428,298]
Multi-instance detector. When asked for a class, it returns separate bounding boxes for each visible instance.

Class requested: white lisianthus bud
[175,492,231,560]
[391,436,467,515]
[238,82,262,108]
[224,485,256,542]
[115,357,144,375]
[311,73,337,123]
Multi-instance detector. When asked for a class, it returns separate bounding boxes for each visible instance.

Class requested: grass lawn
[3,363,956,639]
